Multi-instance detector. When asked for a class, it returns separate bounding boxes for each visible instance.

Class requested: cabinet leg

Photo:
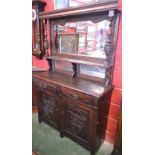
[60,131,63,138]
[90,150,95,155]
[38,116,42,123]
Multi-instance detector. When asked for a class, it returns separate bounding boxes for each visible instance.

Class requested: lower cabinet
[33,76,112,155]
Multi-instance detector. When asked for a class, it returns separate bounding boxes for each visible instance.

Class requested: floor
[32,112,114,155]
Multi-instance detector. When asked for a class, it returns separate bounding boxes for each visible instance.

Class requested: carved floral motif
[65,103,89,141]
[42,93,57,121]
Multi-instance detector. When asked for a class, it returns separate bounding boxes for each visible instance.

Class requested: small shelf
[46,56,112,68]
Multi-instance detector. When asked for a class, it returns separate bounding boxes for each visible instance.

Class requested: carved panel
[65,103,89,141]
[32,78,47,89]
[41,93,58,124]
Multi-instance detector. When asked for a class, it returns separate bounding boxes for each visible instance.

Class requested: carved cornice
[39,0,118,19]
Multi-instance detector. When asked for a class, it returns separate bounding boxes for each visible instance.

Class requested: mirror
[55,60,73,72]
[54,19,110,59]
[55,0,110,9]
[80,64,106,78]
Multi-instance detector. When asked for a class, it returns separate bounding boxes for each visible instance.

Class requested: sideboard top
[32,71,112,98]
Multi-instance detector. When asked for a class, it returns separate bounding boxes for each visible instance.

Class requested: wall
[104,0,122,143]
[32,0,54,69]
[32,0,122,144]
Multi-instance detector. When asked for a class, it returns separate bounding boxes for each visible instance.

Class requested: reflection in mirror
[59,33,79,54]
[54,19,110,59]
[55,60,73,72]
[69,0,108,8]
[80,64,105,78]
[55,0,111,9]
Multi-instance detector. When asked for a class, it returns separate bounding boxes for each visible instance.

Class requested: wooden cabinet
[32,1,120,155]
[32,71,113,155]
[32,87,38,111]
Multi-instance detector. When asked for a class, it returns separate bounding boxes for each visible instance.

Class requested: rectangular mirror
[53,18,110,59]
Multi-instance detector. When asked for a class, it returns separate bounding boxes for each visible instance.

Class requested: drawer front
[32,77,57,94]
[58,87,97,105]
[32,77,98,106]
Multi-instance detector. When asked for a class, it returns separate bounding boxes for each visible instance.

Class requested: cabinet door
[63,99,90,146]
[38,91,60,129]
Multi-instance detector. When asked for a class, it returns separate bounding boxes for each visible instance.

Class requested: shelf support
[72,63,80,78]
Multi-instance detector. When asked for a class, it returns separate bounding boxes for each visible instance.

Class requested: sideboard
[32,0,120,154]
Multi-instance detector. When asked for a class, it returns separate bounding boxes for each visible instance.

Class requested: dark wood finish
[39,0,118,19]
[32,66,48,112]
[32,0,46,12]
[32,1,120,155]
[47,11,120,68]
[32,87,38,112]
[44,6,120,84]
[47,55,112,68]
[32,0,47,59]
[33,71,112,98]
[33,71,113,155]
[38,91,60,129]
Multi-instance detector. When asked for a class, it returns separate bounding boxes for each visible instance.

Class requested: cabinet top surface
[32,71,112,98]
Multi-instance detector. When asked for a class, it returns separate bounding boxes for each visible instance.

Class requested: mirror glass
[54,19,110,59]
[55,60,73,72]
[80,64,105,78]
[55,0,108,9]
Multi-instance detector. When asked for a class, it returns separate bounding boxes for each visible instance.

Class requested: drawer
[58,86,97,105]
[32,77,57,94]
[33,78,47,89]
[32,77,98,106]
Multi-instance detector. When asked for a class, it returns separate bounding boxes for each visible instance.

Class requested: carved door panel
[63,99,90,145]
[39,91,60,129]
